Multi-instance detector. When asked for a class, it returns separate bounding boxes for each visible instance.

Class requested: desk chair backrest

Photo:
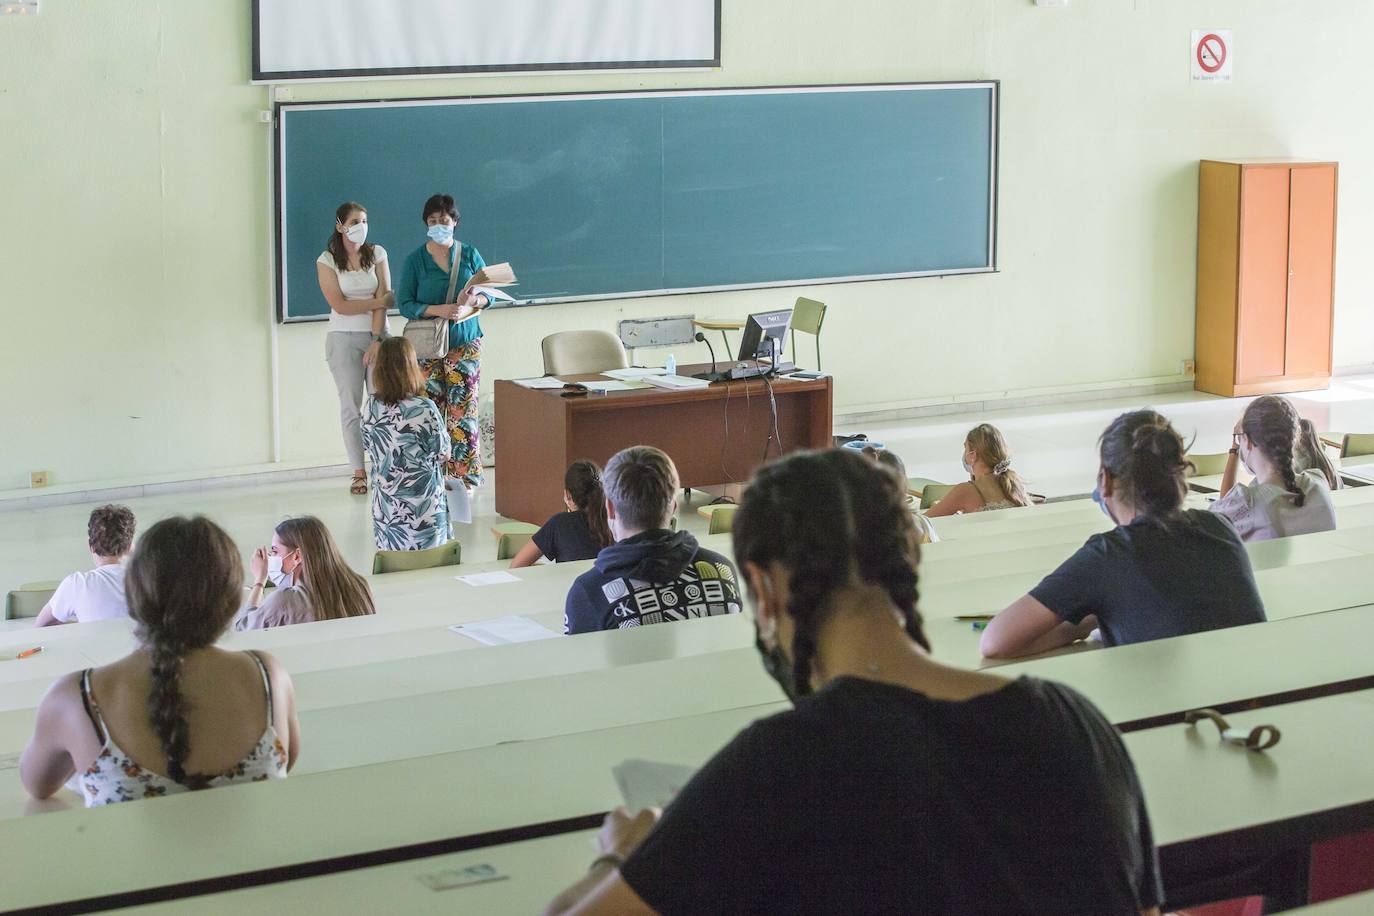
[1185,452,1230,477]
[5,581,59,620]
[372,541,461,575]
[497,530,533,560]
[919,483,955,511]
[541,330,630,377]
[788,297,827,369]
[1341,433,1374,459]
[706,505,738,535]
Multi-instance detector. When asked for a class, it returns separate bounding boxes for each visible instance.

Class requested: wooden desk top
[496,364,829,409]
[692,318,745,330]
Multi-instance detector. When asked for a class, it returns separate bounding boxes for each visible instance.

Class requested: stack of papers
[512,377,567,389]
[448,615,559,645]
[455,571,521,586]
[643,374,710,391]
[602,367,669,380]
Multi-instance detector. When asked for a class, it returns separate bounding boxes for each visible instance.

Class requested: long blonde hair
[966,424,1031,507]
[276,517,375,621]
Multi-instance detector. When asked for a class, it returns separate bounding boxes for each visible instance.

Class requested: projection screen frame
[273,81,1001,323]
[251,0,722,83]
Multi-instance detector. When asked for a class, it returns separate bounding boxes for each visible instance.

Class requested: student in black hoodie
[564,446,743,634]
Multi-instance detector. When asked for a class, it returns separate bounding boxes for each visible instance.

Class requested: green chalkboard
[276,83,997,321]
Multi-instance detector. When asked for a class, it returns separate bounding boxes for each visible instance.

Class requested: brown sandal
[350,474,367,496]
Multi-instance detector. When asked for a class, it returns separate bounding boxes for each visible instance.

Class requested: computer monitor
[736,309,792,363]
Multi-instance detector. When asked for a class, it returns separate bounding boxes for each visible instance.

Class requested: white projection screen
[252,0,720,82]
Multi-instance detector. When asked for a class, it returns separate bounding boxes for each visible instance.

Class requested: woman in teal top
[396,193,491,491]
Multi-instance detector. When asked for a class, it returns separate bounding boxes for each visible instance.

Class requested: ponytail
[147,637,204,787]
[565,460,613,549]
[1295,418,1339,491]
[1241,396,1306,507]
[1099,411,1190,520]
[124,516,244,789]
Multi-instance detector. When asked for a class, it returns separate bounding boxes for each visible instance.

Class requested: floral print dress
[363,395,452,550]
[76,654,287,806]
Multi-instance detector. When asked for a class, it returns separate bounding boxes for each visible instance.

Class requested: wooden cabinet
[1195,159,1337,397]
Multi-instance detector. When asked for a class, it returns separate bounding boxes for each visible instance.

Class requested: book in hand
[453,263,517,321]
[462,262,516,296]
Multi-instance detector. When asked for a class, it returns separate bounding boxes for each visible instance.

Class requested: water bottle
[665,354,677,376]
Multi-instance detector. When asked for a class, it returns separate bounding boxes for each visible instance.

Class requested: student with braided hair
[1212,396,1336,541]
[546,449,1165,916]
[20,517,299,806]
[924,423,1033,517]
[982,410,1266,659]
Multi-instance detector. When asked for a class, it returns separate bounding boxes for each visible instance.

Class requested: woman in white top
[35,505,136,627]
[317,201,393,496]
[1212,395,1336,541]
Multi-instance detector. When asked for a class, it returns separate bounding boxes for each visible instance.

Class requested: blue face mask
[427,223,453,245]
[1092,485,1117,524]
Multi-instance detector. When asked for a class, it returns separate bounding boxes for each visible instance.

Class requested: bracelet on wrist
[588,852,626,873]
[1228,447,1240,456]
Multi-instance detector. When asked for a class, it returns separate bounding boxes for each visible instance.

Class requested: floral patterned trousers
[421,337,483,487]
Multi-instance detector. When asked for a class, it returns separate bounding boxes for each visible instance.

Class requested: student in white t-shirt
[1211,396,1336,542]
[35,505,137,627]
[316,201,393,496]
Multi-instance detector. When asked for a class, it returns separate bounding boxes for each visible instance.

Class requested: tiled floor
[4,376,1373,594]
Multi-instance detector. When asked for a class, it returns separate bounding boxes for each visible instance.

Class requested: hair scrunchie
[992,459,1012,476]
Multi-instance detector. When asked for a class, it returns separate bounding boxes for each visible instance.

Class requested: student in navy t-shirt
[509,460,613,568]
[981,409,1266,659]
[563,446,742,634]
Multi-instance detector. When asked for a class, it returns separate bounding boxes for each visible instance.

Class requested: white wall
[2,0,1372,490]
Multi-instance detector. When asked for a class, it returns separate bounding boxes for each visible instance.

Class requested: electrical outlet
[30,470,49,488]
[1182,359,1196,376]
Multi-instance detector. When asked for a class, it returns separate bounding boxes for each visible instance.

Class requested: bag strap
[444,242,464,305]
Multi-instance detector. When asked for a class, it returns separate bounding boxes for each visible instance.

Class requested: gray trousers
[325,331,373,471]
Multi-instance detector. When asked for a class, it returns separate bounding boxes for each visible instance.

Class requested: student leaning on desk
[547,449,1163,916]
[981,409,1266,659]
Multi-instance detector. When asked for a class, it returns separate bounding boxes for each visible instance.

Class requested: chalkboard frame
[273,81,1000,323]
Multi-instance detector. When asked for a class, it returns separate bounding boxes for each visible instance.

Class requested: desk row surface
[8,686,1374,912]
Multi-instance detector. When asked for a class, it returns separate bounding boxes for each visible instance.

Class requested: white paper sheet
[612,759,699,810]
[512,377,567,389]
[581,380,636,392]
[642,374,710,390]
[455,571,521,587]
[602,367,669,380]
[448,615,560,645]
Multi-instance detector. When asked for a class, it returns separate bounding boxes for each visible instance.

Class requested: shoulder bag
[402,243,463,360]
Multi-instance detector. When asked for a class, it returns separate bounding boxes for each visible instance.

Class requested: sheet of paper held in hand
[448,615,559,646]
[613,759,699,811]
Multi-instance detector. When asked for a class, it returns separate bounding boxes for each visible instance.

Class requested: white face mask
[427,223,454,245]
[267,554,292,587]
[961,455,972,475]
[344,222,368,244]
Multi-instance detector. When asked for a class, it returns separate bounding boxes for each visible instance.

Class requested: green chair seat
[1342,433,1374,459]
[919,483,956,511]
[5,581,59,620]
[372,540,462,575]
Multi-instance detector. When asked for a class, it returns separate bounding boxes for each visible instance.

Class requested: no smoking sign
[1191,30,1233,83]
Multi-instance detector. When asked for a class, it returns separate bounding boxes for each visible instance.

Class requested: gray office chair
[541,331,630,376]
